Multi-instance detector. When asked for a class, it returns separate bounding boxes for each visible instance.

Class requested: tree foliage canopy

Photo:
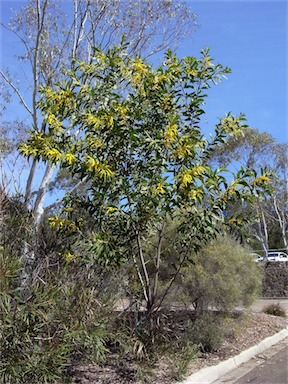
[0,0,197,227]
[19,44,272,314]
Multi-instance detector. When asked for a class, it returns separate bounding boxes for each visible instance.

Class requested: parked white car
[256,252,288,262]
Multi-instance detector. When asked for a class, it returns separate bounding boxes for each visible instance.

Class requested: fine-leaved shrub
[0,248,110,384]
[170,235,263,316]
[187,311,225,352]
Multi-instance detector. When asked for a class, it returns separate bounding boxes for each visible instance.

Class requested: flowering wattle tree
[20,44,272,325]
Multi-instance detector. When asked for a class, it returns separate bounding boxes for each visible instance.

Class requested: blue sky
[0,0,287,144]
[177,0,287,143]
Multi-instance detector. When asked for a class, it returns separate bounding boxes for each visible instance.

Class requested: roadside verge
[180,328,288,384]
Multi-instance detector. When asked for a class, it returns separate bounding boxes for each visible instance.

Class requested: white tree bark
[273,194,288,251]
[34,163,56,228]
[250,203,269,257]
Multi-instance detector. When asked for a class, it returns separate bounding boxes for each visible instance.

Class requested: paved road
[234,346,288,384]
[212,337,288,384]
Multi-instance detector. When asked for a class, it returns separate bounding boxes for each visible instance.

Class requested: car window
[255,252,288,262]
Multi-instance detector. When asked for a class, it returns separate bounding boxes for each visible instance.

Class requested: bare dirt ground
[178,312,287,376]
[73,308,287,384]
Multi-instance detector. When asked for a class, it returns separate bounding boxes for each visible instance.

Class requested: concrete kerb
[180,328,288,384]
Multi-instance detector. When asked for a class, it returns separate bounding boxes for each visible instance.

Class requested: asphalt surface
[233,345,288,384]
[212,337,288,384]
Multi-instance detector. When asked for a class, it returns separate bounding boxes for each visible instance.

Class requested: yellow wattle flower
[174,144,192,158]
[229,217,243,226]
[153,74,170,86]
[46,148,63,161]
[189,189,204,201]
[180,170,193,187]
[253,174,271,186]
[46,113,57,125]
[191,165,206,177]
[27,147,39,157]
[97,164,115,178]
[164,123,178,145]
[95,52,106,63]
[19,143,30,156]
[106,206,119,214]
[131,58,148,85]
[227,186,237,196]
[153,182,166,195]
[189,190,198,200]
[85,112,101,129]
[65,153,76,165]
[221,115,243,136]
[132,58,148,73]
[116,104,129,121]
[190,70,197,76]
[132,72,142,85]
[48,215,65,229]
[85,156,114,178]
[106,114,114,129]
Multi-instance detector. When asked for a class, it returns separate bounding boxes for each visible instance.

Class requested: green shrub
[187,312,225,352]
[173,235,263,316]
[169,341,198,381]
[0,249,110,384]
[263,303,286,318]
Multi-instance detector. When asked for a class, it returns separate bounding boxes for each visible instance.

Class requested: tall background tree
[210,128,287,254]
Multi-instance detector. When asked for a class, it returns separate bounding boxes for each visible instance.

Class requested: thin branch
[45,175,88,211]
[260,209,269,248]
[156,226,203,311]
[72,0,90,60]
[135,231,151,301]
[0,22,34,67]
[156,249,188,312]
[153,221,165,299]
[72,0,78,59]
[273,195,284,227]
[132,252,149,302]
[0,70,32,116]
[273,195,288,249]
[255,209,268,257]
[77,2,89,45]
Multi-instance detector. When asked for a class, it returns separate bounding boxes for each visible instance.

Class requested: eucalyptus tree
[210,128,287,253]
